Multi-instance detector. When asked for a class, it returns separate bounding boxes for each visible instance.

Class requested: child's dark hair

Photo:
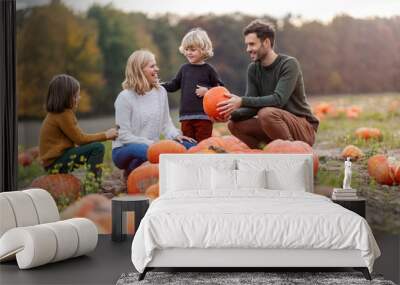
[46,74,80,113]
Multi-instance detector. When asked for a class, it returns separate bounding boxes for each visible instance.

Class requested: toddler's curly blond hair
[179,28,214,60]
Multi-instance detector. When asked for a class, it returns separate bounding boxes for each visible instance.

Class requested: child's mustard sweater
[39,109,106,167]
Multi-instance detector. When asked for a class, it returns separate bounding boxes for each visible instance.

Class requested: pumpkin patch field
[17,93,400,234]
[310,93,400,233]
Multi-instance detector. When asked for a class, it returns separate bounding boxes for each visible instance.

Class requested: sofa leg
[138,268,148,281]
[354,267,371,280]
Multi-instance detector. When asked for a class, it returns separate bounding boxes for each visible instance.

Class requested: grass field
[310,93,400,150]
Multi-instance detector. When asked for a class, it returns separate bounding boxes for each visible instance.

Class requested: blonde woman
[112,50,196,176]
[162,28,224,142]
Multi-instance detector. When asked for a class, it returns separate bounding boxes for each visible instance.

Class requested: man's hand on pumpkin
[217,93,242,117]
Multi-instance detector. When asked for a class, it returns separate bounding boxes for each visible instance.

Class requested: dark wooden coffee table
[111,195,149,242]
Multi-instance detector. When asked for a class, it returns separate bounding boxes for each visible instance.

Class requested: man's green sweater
[231,54,319,131]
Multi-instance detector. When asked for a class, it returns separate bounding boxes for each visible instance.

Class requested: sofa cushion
[0,196,17,237]
[0,192,39,228]
[23,189,60,223]
[0,189,60,238]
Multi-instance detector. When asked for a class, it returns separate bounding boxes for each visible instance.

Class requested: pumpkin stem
[209,146,227,153]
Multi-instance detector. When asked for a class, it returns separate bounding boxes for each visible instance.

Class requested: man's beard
[256,47,269,62]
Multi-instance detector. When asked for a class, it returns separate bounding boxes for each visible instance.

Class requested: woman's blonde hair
[122,50,160,94]
[179,28,214,60]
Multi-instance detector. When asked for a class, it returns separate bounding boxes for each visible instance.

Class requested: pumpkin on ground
[231,149,265,154]
[355,127,382,141]
[392,166,400,185]
[263,139,319,176]
[203,86,230,119]
[60,194,112,234]
[31,173,81,203]
[367,155,394,186]
[198,145,227,154]
[388,157,400,185]
[313,102,337,119]
[221,136,250,151]
[346,106,362,119]
[188,135,250,153]
[341,145,364,160]
[145,183,159,200]
[188,137,225,153]
[314,102,334,114]
[147,140,187,164]
[127,162,159,195]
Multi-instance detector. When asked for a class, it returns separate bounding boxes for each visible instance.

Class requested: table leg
[134,202,149,235]
[112,201,124,242]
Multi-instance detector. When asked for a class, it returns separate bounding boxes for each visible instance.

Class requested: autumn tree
[17,0,104,118]
[16,4,400,118]
[87,5,161,112]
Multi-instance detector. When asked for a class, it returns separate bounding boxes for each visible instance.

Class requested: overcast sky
[17,0,400,22]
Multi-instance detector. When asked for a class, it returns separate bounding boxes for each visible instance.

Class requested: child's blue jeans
[112,140,196,175]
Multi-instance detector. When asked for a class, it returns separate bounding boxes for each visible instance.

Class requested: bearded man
[217,19,319,147]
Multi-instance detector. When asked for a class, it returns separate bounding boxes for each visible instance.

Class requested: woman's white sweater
[112,87,180,149]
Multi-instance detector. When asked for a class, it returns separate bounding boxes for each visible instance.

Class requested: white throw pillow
[236,169,267,189]
[166,159,237,193]
[167,163,211,191]
[211,168,237,190]
[266,167,306,191]
[237,158,307,191]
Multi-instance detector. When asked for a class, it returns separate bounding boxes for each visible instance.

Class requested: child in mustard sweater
[39,74,118,179]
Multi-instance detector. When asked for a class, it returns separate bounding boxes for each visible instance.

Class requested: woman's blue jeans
[112,140,196,174]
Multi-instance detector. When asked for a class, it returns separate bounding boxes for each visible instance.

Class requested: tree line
[16,0,400,118]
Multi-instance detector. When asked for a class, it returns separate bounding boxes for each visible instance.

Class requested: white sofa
[0,188,98,269]
[131,153,380,281]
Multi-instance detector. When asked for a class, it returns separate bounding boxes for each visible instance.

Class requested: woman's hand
[174,135,197,144]
[195,85,208,97]
[105,127,118,140]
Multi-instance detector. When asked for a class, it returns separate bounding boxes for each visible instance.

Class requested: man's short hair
[243,19,275,48]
